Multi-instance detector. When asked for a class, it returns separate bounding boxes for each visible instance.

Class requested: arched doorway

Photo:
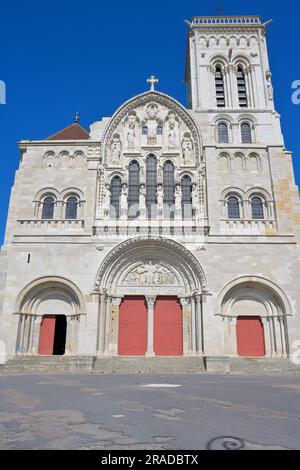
[217,277,291,358]
[16,277,85,356]
[95,237,207,357]
[38,315,67,355]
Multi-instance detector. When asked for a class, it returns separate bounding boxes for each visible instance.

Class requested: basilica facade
[1,16,300,369]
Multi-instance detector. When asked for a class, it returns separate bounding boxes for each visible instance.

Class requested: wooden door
[38,315,56,355]
[118,296,147,356]
[154,296,183,356]
[236,316,265,357]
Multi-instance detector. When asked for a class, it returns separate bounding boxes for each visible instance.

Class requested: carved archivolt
[101,91,203,166]
[94,237,207,296]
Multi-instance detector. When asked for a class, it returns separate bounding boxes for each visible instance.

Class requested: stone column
[18,315,26,353]
[268,316,276,358]
[104,295,111,355]
[195,294,203,355]
[97,292,106,355]
[261,317,271,357]
[190,297,197,355]
[180,297,191,355]
[65,316,71,354]
[28,315,35,354]
[110,297,122,355]
[145,297,156,356]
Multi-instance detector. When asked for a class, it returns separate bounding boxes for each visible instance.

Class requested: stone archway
[216,276,292,358]
[16,277,85,356]
[94,237,208,357]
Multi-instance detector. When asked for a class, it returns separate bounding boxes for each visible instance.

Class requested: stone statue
[103,183,111,218]
[139,183,146,218]
[266,70,273,100]
[191,183,198,219]
[168,113,178,148]
[182,137,193,165]
[127,115,137,148]
[175,184,182,220]
[120,184,128,219]
[157,184,164,214]
[111,137,122,164]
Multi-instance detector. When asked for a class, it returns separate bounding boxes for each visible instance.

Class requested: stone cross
[147,75,158,91]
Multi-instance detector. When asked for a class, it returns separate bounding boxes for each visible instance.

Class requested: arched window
[146,154,157,219]
[181,175,192,220]
[241,122,252,143]
[227,196,240,219]
[128,160,140,219]
[157,125,163,135]
[142,126,148,135]
[163,161,175,219]
[251,197,264,219]
[215,66,225,107]
[218,122,229,143]
[110,176,122,219]
[42,197,55,220]
[65,197,78,219]
[237,66,248,107]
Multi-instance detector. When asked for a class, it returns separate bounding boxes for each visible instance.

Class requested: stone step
[93,356,206,374]
[0,355,95,374]
[229,357,300,375]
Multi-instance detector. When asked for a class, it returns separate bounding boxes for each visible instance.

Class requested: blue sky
[0,0,299,244]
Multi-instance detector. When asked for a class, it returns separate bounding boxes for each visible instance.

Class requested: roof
[45,122,90,140]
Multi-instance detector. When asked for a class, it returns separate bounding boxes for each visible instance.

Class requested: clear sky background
[0,0,299,244]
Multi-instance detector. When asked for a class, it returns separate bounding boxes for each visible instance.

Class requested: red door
[38,315,56,355]
[236,316,266,357]
[118,296,147,356]
[154,297,183,356]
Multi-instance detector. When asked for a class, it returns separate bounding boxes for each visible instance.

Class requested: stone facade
[0,16,300,363]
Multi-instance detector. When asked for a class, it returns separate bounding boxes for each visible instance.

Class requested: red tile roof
[46,123,89,140]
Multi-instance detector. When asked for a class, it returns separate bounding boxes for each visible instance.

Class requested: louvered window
[215,66,225,107]
[237,67,248,107]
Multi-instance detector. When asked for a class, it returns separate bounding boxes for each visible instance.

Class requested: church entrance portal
[38,315,67,355]
[118,296,183,356]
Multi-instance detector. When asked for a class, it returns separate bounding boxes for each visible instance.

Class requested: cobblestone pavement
[0,373,299,450]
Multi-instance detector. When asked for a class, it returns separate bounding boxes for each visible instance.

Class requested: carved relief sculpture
[111,135,122,165]
[157,184,164,216]
[175,184,182,220]
[139,183,146,219]
[103,183,111,219]
[123,262,177,287]
[182,136,194,165]
[168,113,179,148]
[127,114,137,149]
[191,183,198,220]
[120,183,128,219]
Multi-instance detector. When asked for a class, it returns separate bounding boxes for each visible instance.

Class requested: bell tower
[185,16,275,112]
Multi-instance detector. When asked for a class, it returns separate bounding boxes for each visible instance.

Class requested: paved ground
[0,373,300,450]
